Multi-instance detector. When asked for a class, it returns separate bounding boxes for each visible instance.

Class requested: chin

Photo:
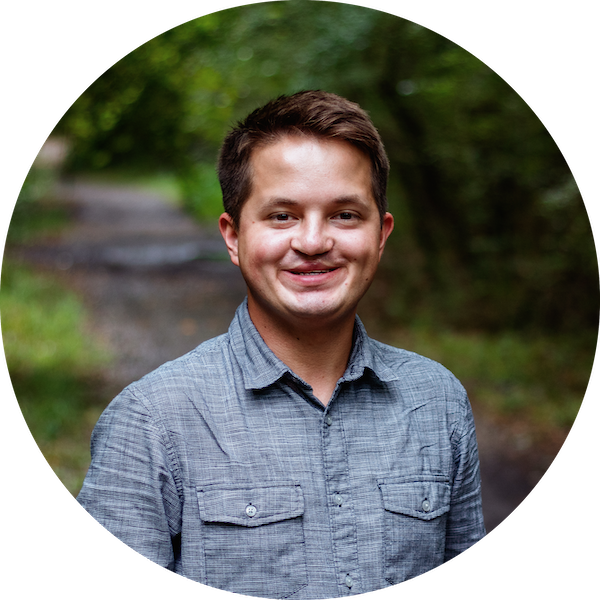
[249,287,358,326]
[283,298,353,323]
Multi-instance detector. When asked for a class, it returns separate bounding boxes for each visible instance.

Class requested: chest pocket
[378,476,451,585]
[197,482,307,598]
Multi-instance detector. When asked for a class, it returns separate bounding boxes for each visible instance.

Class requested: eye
[334,211,358,221]
[274,213,290,221]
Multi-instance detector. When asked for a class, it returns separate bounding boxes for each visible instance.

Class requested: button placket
[321,406,360,595]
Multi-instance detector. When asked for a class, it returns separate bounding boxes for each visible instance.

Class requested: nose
[290,216,333,256]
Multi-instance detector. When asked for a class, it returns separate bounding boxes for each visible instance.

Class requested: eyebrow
[263,195,370,209]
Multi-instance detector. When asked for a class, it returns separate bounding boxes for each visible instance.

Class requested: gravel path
[14,177,558,532]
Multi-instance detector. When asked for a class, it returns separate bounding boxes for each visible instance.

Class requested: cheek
[241,234,288,270]
[344,234,381,265]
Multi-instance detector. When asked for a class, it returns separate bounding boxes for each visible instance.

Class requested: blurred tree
[53,0,598,335]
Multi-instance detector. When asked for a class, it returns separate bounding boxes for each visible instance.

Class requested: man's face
[219,135,394,329]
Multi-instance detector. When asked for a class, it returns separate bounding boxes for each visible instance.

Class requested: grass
[7,166,71,243]
[383,325,595,434]
[3,162,114,495]
[1,260,112,494]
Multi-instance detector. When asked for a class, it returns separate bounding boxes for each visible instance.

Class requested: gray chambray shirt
[78,299,485,598]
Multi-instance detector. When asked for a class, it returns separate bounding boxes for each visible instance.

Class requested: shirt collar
[229,299,400,391]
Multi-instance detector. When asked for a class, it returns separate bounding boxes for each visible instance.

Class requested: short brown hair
[217,90,389,227]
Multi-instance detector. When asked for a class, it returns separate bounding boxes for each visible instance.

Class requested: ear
[378,212,394,259]
[219,212,240,266]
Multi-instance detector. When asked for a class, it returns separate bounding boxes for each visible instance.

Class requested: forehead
[247,134,373,197]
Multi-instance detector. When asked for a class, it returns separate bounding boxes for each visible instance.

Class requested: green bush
[1,261,112,493]
[391,326,594,430]
[178,162,224,222]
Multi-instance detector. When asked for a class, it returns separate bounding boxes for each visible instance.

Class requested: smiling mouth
[290,269,336,276]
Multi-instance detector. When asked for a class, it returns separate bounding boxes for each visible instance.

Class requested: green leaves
[53,1,597,333]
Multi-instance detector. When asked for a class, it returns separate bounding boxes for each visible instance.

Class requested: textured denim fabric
[78,299,485,598]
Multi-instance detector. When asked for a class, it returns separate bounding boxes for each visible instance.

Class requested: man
[78,90,485,598]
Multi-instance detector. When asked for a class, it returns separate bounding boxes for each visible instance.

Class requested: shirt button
[422,499,431,513]
[345,575,353,589]
[334,494,343,506]
[245,504,257,517]
[325,416,333,426]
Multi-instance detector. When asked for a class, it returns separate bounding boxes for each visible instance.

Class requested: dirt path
[13,177,557,532]
[18,180,247,387]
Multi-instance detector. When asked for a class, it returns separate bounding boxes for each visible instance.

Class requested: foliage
[53,0,598,334]
[394,326,594,430]
[1,261,111,493]
[178,161,224,221]
[7,166,70,243]
[1,263,107,375]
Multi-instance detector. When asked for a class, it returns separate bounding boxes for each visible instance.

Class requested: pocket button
[422,499,431,513]
[245,504,257,517]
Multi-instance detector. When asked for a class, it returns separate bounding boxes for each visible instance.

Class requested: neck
[247,300,356,405]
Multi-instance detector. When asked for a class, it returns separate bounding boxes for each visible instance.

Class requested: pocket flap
[198,483,304,527]
[378,477,451,521]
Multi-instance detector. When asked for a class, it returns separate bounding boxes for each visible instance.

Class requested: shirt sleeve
[77,388,182,570]
[444,385,486,560]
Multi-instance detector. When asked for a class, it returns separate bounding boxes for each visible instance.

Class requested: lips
[290,269,336,276]
[287,262,338,274]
